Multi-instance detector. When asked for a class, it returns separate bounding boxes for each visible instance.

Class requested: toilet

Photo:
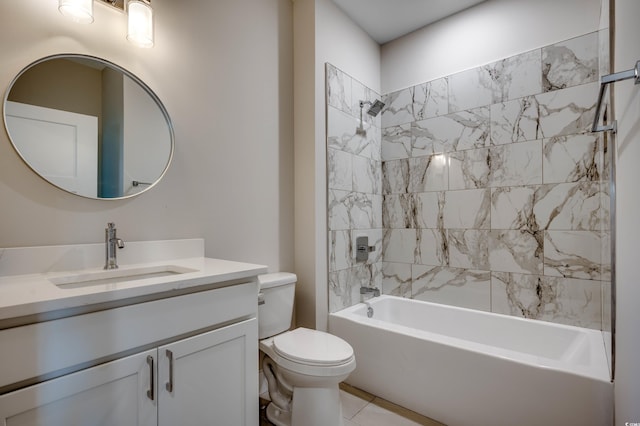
[258,272,356,426]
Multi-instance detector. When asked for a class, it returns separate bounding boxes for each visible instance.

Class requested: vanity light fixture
[58,0,94,24]
[57,0,154,48]
[126,0,154,48]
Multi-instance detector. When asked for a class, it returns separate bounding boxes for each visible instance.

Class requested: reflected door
[5,101,98,197]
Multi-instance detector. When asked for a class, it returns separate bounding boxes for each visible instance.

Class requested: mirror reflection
[3,54,173,199]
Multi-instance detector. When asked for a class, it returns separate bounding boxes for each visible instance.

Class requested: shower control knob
[355,236,375,261]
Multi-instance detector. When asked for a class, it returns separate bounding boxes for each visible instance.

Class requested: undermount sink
[50,265,198,289]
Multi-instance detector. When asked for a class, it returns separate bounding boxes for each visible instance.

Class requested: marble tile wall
[326,30,611,330]
[380,31,610,330]
[326,63,384,313]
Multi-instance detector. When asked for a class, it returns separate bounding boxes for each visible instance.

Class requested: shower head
[356,99,386,136]
[359,99,385,117]
[366,99,385,117]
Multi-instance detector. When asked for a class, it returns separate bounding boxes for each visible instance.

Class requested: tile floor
[260,383,445,426]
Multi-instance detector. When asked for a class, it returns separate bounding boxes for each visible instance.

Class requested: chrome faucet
[360,286,380,298]
[104,222,125,269]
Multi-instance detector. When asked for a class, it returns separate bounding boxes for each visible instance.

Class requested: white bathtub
[329,295,613,426]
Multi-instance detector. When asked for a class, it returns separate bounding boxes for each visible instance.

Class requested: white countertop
[0,257,267,321]
[0,239,268,322]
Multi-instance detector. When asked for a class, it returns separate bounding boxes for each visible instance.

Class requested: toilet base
[266,402,291,426]
[266,386,345,426]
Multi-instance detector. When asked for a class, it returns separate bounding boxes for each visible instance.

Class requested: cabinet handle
[146,355,155,401]
[165,349,174,393]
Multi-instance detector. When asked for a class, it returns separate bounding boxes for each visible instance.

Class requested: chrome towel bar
[592,60,640,133]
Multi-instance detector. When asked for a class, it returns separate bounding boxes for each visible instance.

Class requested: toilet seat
[260,328,356,378]
[273,328,353,367]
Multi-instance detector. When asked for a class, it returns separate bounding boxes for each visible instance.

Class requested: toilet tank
[258,272,297,339]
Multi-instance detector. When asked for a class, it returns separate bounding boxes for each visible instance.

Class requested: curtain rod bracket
[591,60,640,133]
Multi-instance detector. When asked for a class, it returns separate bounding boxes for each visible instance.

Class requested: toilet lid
[273,328,354,366]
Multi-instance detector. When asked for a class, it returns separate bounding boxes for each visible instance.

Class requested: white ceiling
[332,0,488,44]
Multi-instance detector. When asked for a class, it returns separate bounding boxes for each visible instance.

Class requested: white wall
[0,0,294,272]
[316,0,381,94]
[381,0,604,93]
[293,0,379,330]
[613,0,640,422]
[293,0,318,330]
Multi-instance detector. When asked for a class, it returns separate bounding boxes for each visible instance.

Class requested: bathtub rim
[330,295,611,384]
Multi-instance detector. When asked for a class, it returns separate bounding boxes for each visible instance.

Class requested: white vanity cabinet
[0,348,158,425]
[158,318,256,426]
[0,279,260,426]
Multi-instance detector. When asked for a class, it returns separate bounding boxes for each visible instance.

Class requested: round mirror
[3,54,174,199]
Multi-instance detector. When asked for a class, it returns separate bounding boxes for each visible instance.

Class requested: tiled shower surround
[327,31,611,330]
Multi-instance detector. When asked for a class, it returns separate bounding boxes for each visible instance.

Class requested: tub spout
[360,286,380,297]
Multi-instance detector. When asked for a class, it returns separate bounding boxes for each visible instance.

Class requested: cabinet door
[158,318,258,426]
[0,349,157,426]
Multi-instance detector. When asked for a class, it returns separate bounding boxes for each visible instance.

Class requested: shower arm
[358,101,369,131]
